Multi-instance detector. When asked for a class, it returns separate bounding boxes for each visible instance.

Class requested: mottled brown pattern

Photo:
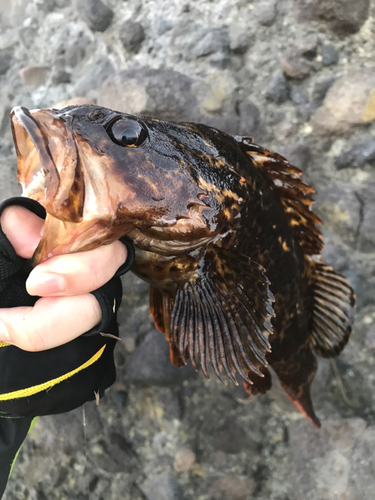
[11,105,355,427]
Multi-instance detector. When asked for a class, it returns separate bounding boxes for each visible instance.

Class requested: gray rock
[202,114,239,135]
[0,47,13,76]
[314,183,361,248]
[158,19,174,35]
[321,43,339,66]
[295,0,370,34]
[229,22,255,54]
[100,67,200,122]
[64,31,91,68]
[256,1,277,26]
[187,27,229,59]
[173,448,196,471]
[335,138,375,169]
[99,74,148,115]
[19,65,48,89]
[265,71,290,103]
[111,389,128,408]
[356,183,375,253]
[238,99,261,132]
[312,76,336,104]
[35,0,58,13]
[158,388,183,419]
[310,68,375,134]
[290,88,308,104]
[139,472,181,500]
[279,142,312,171]
[297,33,319,58]
[125,329,196,386]
[119,20,146,54]
[73,55,115,97]
[321,237,350,272]
[18,26,38,48]
[208,418,260,454]
[365,327,375,349]
[0,0,30,25]
[271,419,375,500]
[281,49,312,79]
[297,102,318,122]
[208,476,256,500]
[75,0,113,32]
[91,433,138,473]
[51,69,71,85]
[238,99,268,141]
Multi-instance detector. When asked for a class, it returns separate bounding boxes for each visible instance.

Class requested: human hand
[0,206,127,352]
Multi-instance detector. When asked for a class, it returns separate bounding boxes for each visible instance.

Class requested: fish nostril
[88,109,107,121]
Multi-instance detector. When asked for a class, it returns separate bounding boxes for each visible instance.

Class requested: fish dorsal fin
[310,260,355,357]
[167,246,274,385]
[235,137,323,255]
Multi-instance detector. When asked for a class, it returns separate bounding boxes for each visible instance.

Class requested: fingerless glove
[0,197,134,497]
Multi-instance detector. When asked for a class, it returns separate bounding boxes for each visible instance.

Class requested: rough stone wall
[0,0,375,499]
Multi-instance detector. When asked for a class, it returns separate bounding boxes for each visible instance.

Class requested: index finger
[1,206,44,258]
[26,240,127,297]
[1,205,128,297]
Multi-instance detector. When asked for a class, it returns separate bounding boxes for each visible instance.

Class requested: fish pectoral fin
[169,247,275,385]
[243,365,272,396]
[310,261,355,358]
[149,286,185,367]
[150,286,165,333]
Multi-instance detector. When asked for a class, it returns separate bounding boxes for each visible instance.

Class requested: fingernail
[26,273,65,296]
[0,320,10,343]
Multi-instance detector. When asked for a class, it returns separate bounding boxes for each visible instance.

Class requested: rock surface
[310,68,375,134]
[75,0,113,32]
[295,0,370,33]
[0,0,375,499]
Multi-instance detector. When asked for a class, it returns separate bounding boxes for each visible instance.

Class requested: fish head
[11,105,245,264]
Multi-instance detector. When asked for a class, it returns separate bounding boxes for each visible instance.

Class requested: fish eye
[106,118,148,147]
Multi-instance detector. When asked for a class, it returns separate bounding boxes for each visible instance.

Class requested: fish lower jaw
[32,216,124,265]
[128,228,214,255]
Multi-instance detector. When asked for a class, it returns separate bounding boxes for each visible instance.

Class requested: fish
[10,104,355,427]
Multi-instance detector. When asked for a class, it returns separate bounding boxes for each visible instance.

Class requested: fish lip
[11,106,54,168]
[11,106,58,196]
[11,106,83,221]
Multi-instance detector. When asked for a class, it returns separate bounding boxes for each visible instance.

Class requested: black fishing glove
[0,197,134,497]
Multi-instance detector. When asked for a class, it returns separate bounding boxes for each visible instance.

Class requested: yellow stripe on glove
[0,345,106,401]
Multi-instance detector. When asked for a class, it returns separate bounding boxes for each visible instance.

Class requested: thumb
[1,206,44,259]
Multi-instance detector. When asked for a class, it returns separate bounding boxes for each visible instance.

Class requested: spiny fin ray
[235,137,323,255]
[310,261,355,358]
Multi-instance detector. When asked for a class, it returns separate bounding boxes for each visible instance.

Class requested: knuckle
[114,240,127,267]
[82,294,102,327]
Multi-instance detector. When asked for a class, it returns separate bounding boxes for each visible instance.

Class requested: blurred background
[0,0,375,499]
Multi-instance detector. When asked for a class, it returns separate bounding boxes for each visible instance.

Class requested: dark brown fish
[11,105,355,427]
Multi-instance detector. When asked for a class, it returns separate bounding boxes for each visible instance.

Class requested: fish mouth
[11,106,135,265]
[10,106,109,265]
[11,106,82,219]
[11,107,57,203]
